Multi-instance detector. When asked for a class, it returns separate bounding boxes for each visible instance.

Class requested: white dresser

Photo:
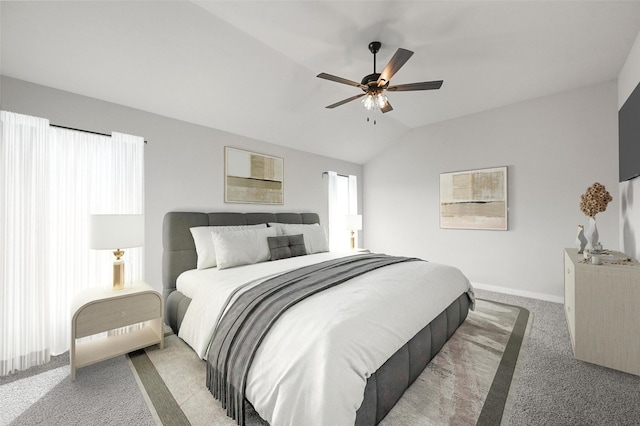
[564,248,640,376]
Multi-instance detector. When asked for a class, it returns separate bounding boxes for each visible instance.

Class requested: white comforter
[178,252,473,426]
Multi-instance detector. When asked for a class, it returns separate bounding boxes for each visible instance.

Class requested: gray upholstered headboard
[162,211,320,301]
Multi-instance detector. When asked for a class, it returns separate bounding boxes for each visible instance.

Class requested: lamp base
[350,231,355,250]
[113,259,124,290]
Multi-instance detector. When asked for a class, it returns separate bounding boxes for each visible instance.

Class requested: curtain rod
[322,171,349,178]
[50,124,148,144]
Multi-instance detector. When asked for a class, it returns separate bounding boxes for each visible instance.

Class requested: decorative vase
[576,225,587,254]
[584,217,599,254]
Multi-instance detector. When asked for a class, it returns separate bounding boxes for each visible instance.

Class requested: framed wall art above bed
[440,166,508,230]
[224,146,284,205]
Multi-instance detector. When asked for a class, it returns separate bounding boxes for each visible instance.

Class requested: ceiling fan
[317,41,443,113]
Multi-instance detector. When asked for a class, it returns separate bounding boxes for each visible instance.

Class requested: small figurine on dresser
[576,225,587,254]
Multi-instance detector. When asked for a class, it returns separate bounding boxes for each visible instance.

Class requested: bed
[163,211,474,426]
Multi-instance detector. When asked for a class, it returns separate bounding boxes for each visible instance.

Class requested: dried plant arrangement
[580,182,612,218]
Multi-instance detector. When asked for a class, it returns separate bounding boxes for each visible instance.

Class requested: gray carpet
[1,355,155,426]
[476,289,640,426]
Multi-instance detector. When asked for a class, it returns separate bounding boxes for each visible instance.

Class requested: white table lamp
[90,214,144,290]
[345,214,363,250]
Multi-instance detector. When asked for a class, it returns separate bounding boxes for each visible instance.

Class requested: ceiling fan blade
[377,48,414,87]
[317,73,367,90]
[325,93,366,109]
[387,80,443,92]
[380,102,393,113]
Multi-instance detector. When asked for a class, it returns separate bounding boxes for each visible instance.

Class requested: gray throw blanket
[206,253,421,425]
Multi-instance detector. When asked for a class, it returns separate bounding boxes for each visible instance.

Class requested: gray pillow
[268,234,307,260]
[286,234,307,257]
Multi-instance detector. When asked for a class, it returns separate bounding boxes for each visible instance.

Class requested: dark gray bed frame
[162,211,471,425]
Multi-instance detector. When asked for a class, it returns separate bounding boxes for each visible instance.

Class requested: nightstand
[70,282,164,380]
[353,248,371,254]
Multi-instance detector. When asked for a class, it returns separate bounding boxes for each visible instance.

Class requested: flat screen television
[619,81,640,182]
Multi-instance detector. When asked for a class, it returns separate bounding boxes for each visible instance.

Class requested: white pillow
[268,222,319,236]
[269,223,329,254]
[212,226,277,270]
[267,222,286,236]
[190,223,266,269]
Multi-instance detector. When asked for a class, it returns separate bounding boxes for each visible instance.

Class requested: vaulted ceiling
[2,1,640,164]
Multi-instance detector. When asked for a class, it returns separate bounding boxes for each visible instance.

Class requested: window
[326,171,358,251]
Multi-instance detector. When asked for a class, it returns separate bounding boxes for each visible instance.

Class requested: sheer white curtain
[327,171,342,251]
[1,111,52,375]
[1,111,144,375]
[348,174,359,246]
[348,174,358,214]
[327,171,358,251]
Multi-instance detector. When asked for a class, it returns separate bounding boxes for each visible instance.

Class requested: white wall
[364,81,619,300]
[0,76,363,294]
[618,29,640,110]
[618,29,640,261]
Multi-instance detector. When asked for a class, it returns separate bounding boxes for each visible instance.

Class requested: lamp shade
[345,214,363,231]
[90,214,144,249]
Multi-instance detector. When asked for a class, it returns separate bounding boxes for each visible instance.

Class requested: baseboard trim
[472,282,564,304]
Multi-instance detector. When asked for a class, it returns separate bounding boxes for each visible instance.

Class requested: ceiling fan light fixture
[361,92,388,111]
[375,92,388,109]
[362,93,376,110]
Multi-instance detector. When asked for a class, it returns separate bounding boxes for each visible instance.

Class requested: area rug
[129,298,530,426]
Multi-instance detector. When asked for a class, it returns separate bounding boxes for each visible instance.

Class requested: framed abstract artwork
[440,166,508,230]
[224,147,284,204]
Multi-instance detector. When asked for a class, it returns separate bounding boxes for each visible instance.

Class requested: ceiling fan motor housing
[361,73,387,90]
[363,41,387,91]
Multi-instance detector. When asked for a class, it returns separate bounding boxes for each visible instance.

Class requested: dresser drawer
[564,251,576,349]
[75,293,161,338]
